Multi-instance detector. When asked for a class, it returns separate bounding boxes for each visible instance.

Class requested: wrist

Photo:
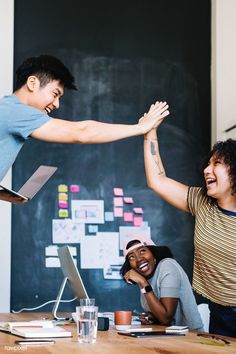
[144,130,158,141]
[136,122,145,135]
[140,284,153,294]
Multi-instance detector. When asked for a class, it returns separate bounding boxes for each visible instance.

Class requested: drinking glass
[79,298,95,306]
[76,305,98,344]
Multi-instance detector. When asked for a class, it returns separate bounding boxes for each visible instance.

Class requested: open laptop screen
[0,165,57,202]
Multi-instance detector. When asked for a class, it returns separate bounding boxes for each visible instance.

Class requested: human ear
[26,75,40,92]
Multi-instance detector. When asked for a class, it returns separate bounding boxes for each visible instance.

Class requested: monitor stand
[52,276,76,321]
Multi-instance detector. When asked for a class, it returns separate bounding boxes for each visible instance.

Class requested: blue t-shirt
[0,94,50,182]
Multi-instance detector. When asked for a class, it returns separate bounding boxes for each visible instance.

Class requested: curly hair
[201,139,236,197]
[120,241,173,279]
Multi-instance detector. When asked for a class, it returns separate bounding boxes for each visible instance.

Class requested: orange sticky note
[58,193,68,201]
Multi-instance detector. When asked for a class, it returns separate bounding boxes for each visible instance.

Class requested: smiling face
[204,155,232,200]
[23,76,64,114]
[127,246,156,277]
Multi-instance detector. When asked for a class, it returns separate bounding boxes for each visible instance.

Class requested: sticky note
[105,212,114,222]
[58,201,68,209]
[70,184,80,193]
[124,212,133,222]
[58,193,68,201]
[88,225,98,233]
[113,197,123,207]
[124,197,134,204]
[114,207,123,217]
[133,216,143,227]
[133,207,143,214]
[113,188,124,196]
[58,184,68,193]
[58,209,69,218]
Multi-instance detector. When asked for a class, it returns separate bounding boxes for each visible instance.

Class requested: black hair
[14,54,77,91]
[201,139,236,198]
[120,240,174,278]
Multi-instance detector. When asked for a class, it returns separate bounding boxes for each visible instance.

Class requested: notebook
[0,165,57,203]
[10,326,72,338]
[0,320,72,338]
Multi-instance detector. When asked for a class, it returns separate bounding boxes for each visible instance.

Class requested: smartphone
[118,331,185,338]
[15,339,55,345]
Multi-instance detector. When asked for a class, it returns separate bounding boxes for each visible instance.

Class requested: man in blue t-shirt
[0,55,169,203]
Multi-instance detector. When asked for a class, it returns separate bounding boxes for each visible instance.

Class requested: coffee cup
[114,310,132,330]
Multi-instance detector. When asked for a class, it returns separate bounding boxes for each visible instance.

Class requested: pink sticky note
[113,188,124,196]
[133,216,143,227]
[124,197,134,204]
[133,207,143,214]
[58,201,68,209]
[70,184,80,193]
[114,207,123,217]
[124,212,133,222]
[113,197,123,207]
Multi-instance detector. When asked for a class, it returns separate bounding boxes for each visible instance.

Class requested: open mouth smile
[137,261,149,273]
[205,178,216,187]
[45,107,52,114]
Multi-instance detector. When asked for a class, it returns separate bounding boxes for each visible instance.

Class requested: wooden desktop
[0,312,235,353]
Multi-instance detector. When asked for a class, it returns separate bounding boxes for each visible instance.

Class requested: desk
[0,313,235,353]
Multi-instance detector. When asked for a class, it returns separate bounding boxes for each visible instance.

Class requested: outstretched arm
[30,101,169,144]
[144,117,189,212]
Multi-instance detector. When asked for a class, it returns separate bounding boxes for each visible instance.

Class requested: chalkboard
[11,0,211,313]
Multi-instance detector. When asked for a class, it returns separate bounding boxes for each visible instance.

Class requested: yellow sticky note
[58,184,68,193]
[58,209,69,218]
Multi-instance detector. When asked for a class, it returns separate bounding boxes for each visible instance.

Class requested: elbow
[146,178,156,192]
[160,318,173,326]
[72,120,94,144]
[155,315,173,326]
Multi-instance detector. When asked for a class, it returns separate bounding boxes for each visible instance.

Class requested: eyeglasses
[197,333,231,346]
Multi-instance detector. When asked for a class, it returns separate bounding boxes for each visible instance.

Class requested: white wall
[0,0,14,312]
[212,0,236,143]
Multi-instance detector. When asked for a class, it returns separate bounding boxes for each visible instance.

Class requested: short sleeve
[9,102,50,139]
[158,260,181,298]
[187,187,203,216]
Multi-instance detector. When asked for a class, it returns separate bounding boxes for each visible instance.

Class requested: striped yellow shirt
[188,187,236,306]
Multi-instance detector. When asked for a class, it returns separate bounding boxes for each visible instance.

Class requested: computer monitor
[52,245,89,320]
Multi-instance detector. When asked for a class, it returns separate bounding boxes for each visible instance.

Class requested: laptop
[0,165,57,203]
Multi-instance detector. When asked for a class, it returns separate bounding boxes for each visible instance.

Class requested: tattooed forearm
[150,141,164,175]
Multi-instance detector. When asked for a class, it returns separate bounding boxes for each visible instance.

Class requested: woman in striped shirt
[143,105,236,337]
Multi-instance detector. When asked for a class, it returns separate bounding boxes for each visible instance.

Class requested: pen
[15,339,55,345]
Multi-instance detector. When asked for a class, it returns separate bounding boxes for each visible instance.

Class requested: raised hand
[138,101,169,134]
